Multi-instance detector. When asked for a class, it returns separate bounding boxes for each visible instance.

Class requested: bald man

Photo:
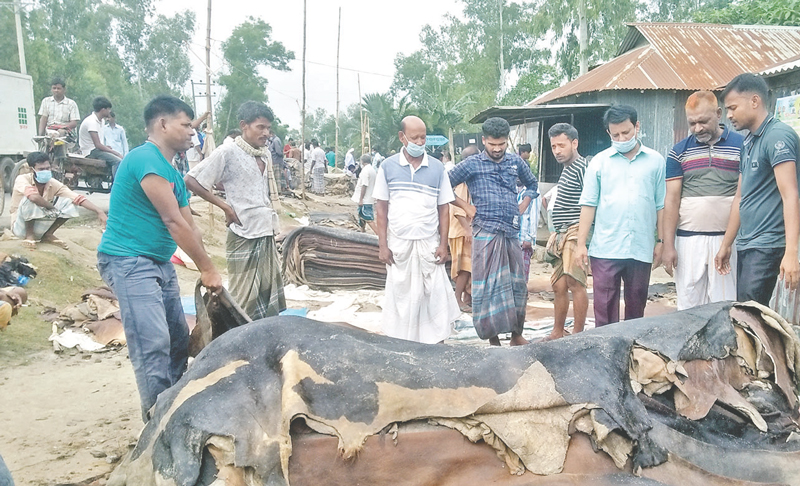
[662,91,743,310]
[373,116,460,344]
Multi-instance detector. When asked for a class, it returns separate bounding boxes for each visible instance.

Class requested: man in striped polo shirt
[545,123,589,340]
[663,91,742,310]
[374,116,461,344]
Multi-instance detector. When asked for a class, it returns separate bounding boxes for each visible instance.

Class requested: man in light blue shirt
[104,111,129,157]
[575,105,665,326]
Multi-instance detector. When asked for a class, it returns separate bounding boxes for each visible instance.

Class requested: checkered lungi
[226,231,286,321]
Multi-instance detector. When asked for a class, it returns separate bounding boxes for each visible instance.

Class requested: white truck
[0,69,37,194]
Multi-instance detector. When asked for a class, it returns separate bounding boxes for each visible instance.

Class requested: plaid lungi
[312,165,325,194]
[471,228,527,339]
[226,231,286,321]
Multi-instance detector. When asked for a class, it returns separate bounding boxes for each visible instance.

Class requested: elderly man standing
[37,77,80,136]
[663,91,742,310]
[716,73,800,304]
[374,115,460,344]
[450,118,538,346]
[185,101,286,320]
[545,123,589,340]
[575,105,666,327]
[97,95,222,421]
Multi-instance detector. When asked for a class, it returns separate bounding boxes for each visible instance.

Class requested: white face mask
[403,134,426,158]
[611,131,638,153]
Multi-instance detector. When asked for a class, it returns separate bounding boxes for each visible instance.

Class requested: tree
[500,65,560,106]
[693,0,800,25]
[216,17,294,136]
[0,0,196,146]
[362,93,415,154]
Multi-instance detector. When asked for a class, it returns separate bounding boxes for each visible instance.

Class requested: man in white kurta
[373,115,461,344]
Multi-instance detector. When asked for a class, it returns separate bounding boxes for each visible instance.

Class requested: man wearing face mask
[185,101,286,321]
[373,115,460,344]
[663,91,742,310]
[449,117,538,346]
[9,151,107,249]
[574,105,666,326]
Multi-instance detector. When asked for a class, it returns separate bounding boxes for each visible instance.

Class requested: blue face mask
[403,134,426,158]
[34,170,52,184]
[611,133,638,154]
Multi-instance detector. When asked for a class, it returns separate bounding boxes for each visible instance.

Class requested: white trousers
[382,233,460,344]
[675,234,737,310]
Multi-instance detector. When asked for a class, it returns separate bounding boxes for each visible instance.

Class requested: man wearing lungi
[185,101,286,320]
[374,115,460,344]
[544,123,589,340]
[448,145,479,313]
[449,117,539,346]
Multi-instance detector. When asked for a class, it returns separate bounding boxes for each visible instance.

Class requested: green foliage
[500,66,560,106]
[693,0,800,25]
[0,0,196,147]
[215,17,294,137]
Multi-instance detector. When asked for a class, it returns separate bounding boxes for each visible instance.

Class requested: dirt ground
[0,189,676,485]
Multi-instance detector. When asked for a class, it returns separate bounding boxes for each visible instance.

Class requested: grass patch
[0,250,104,364]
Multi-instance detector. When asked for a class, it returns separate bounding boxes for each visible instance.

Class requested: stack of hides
[282,225,385,291]
[52,287,125,347]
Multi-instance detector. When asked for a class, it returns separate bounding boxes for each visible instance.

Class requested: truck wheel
[0,157,15,193]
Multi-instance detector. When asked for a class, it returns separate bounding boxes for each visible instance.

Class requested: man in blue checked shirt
[450,117,538,346]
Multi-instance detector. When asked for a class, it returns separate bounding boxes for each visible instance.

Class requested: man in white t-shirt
[351,154,377,233]
[78,96,122,177]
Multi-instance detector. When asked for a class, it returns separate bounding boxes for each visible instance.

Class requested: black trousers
[737,247,783,305]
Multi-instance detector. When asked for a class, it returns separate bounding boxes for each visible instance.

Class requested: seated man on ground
[9,152,107,249]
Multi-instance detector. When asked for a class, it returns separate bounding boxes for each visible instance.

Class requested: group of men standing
[92,70,799,423]
[375,72,800,349]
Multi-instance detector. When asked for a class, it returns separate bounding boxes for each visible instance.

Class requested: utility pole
[358,74,366,153]
[578,0,588,76]
[205,0,213,124]
[301,0,307,199]
[13,0,26,74]
[498,0,504,99]
[335,7,341,169]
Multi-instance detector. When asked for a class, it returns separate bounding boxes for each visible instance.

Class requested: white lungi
[382,232,460,344]
[675,234,737,310]
[12,197,80,240]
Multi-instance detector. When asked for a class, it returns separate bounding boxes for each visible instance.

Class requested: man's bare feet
[510,334,529,346]
[488,336,501,346]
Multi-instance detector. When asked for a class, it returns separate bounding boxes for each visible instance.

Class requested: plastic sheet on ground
[284,283,384,333]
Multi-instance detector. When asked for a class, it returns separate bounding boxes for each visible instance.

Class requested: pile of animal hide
[321,172,355,197]
[282,225,385,291]
[109,301,800,485]
[46,287,125,350]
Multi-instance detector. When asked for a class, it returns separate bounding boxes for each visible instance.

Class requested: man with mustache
[662,91,742,309]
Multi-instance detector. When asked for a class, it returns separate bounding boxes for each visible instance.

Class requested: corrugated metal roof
[761,53,800,77]
[469,103,610,124]
[531,23,800,105]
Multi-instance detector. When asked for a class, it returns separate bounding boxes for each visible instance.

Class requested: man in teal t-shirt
[97,95,222,421]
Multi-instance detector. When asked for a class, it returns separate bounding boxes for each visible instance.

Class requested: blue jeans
[97,252,188,421]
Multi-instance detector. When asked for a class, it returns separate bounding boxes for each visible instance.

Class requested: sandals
[22,239,36,249]
[40,237,69,250]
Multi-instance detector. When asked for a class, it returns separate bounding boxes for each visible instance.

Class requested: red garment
[283,144,291,157]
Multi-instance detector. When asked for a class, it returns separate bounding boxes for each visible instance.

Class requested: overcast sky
[158,0,460,129]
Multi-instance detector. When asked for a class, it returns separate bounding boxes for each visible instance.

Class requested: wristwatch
[655,238,664,243]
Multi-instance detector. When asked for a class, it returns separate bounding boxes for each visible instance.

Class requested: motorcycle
[12,134,114,194]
